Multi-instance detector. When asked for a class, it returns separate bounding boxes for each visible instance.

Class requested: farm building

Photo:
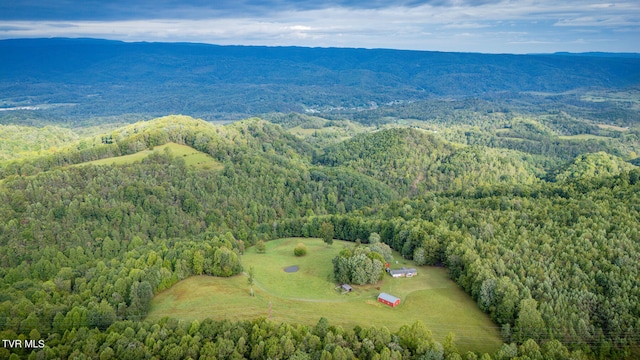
[388,267,417,278]
[378,292,401,307]
[341,284,353,292]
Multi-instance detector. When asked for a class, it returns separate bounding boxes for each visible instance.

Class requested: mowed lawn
[75,142,223,170]
[147,238,502,354]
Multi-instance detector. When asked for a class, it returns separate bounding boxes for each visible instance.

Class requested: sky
[0,0,639,54]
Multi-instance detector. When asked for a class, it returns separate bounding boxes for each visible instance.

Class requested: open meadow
[75,142,223,169]
[148,238,502,354]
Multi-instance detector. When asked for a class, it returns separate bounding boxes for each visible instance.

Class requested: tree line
[274,169,640,358]
[1,115,638,358]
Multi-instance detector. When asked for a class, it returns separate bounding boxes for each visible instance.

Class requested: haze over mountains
[1,38,639,121]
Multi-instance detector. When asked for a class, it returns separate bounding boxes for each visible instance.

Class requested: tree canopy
[0,113,638,359]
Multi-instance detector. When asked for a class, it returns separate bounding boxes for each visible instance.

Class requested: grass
[558,134,611,140]
[76,142,223,170]
[148,238,502,354]
[595,124,630,132]
[581,91,640,104]
[580,90,640,111]
[288,125,353,143]
[287,120,375,147]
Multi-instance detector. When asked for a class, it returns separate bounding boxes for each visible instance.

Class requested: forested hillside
[278,172,640,356]
[316,128,541,195]
[1,34,640,360]
[2,38,640,122]
[0,124,79,160]
[0,114,639,358]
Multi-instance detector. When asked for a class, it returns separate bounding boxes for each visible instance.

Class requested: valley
[0,38,639,359]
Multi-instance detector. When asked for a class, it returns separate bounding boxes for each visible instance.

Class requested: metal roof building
[388,267,418,278]
[378,292,401,307]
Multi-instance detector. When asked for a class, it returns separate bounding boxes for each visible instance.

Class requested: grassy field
[581,90,640,104]
[288,125,357,144]
[148,238,502,354]
[595,124,630,132]
[76,142,223,170]
[558,134,612,140]
[581,90,640,111]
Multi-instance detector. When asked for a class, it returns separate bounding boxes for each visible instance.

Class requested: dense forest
[1,38,640,359]
[0,112,638,359]
[2,38,640,122]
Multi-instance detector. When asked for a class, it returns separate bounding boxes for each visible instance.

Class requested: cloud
[0,0,638,53]
[555,16,639,27]
[0,25,30,31]
[0,0,511,21]
[441,22,491,29]
[508,40,554,45]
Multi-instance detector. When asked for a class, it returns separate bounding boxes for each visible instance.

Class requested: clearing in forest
[75,142,223,169]
[558,134,613,140]
[148,238,502,354]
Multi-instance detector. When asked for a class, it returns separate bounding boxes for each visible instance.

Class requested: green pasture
[288,125,353,143]
[288,125,324,137]
[148,238,502,354]
[581,90,640,104]
[76,142,223,170]
[595,124,630,132]
[558,134,612,140]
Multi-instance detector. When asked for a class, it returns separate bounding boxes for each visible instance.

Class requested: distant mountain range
[1,38,640,120]
[552,52,640,58]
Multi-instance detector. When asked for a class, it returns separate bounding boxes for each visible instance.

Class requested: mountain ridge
[2,38,640,121]
[1,113,639,358]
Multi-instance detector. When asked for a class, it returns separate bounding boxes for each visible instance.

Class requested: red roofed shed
[378,292,401,307]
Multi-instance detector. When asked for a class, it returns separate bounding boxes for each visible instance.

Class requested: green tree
[294,243,308,257]
[248,266,255,297]
[87,300,117,330]
[443,332,458,358]
[320,221,334,246]
[370,242,393,261]
[193,250,205,275]
[99,347,115,360]
[315,317,330,339]
[255,240,266,253]
[413,247,426,265]
[211,246,243,277]
[514,298,545,342]
[518,339,542,360]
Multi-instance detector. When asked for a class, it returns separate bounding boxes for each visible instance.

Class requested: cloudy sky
[1,0,638,53]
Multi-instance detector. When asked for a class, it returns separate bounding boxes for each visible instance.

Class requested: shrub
[255,240,266,253]
[294,243,307,257]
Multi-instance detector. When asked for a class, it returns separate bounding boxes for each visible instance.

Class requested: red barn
[378,292,401,307]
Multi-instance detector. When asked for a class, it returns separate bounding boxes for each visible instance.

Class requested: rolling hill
[2,38,640,121]
[1,36,640,358]
[316,127,542,194]
[1,114,639,359]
